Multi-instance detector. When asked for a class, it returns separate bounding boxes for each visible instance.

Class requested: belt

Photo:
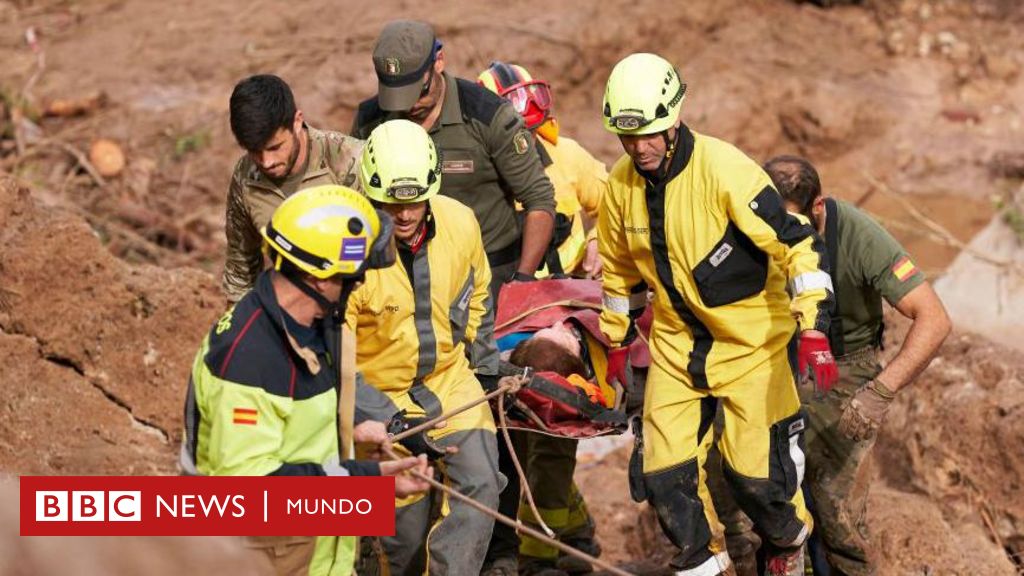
[487,241,520,268]
[836,346,879,365]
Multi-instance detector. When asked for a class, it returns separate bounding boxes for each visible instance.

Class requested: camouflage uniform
[222,126,363,301]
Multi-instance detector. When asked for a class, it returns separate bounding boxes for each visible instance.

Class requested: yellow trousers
[640,345,812,574]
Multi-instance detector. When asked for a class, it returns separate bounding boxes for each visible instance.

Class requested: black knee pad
[643,460,714,569]
[723,410,808,547]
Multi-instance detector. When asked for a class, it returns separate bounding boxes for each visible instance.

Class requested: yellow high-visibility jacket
[536,134,608,275]
[598,126,832,388]
[345,195,498,420]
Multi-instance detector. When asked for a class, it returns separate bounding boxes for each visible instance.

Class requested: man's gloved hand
[838,378,895,442]
[798,331,838,394]
[386,410,448,461]
[606,346,632,391]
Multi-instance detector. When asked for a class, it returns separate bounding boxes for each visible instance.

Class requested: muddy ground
[0,0,1022,574]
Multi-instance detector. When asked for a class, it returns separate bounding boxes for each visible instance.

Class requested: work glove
[797,332,838,395]
[606,346,632,391]
[386,410,447,461]
[837,378,895,442]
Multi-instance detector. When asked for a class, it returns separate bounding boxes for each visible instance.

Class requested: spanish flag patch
[892,256,918,282]
[233,407,258,425]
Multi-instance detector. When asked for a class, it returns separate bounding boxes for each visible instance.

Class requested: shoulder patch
[891,256,918,282]
[513,130,530,155]
[455,78,502,125]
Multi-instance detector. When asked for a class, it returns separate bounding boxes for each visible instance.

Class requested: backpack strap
[823,198,845,357]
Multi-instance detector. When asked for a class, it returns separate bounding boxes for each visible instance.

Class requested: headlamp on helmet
[360,120,442,204]
[602,53,687,136]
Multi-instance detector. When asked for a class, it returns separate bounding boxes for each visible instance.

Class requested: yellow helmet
[359,119,441,204]
[261,185,395,279]
[602,53,687,135]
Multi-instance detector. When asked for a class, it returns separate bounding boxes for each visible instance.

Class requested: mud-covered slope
[0,176,221,475]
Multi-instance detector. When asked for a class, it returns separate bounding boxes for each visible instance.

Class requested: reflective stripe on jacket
[598,126,832,387]
[345,195,498,406]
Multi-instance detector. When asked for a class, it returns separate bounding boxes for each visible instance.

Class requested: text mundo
[21,476,396,536]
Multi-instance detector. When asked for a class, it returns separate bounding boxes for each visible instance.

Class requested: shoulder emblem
[891,256,918,282]
[215,307,235,335]
[513,130,530,155]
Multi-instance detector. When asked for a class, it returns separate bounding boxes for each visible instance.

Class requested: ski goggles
[499,80,553,116]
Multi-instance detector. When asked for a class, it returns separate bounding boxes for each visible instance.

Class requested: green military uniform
[800,198,924,576]
[351,72,556,296]
[223,126,363,302]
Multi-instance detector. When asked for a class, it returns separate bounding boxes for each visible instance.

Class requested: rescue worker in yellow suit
[181,185,432,576]
[478,61,608,576]
[477,62,607,279]
[344,119,504,576]
[598,53,840,576]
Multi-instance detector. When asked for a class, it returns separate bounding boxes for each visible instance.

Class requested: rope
[380,442,634,576]
[496,385,556,538]
[389,380,519,443]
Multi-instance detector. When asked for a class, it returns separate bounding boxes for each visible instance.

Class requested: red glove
[606,346,632,390]
[798,332,838,394]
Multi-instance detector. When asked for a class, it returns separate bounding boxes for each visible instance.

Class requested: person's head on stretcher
[511,321,584,376]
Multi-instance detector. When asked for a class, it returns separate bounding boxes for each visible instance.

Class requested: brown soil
[0,0,1023,573]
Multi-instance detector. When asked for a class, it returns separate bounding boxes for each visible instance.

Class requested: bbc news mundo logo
[35,491,142,522]
[21,476,394,536]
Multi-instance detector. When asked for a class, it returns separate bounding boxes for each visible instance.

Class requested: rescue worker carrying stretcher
[598,53,839,576]
[344,120,504,576]
[181,185,431,576]
[478,62,608,279]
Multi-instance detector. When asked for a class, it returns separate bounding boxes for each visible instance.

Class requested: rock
[89,138,126,178]
[983,52,1019,81]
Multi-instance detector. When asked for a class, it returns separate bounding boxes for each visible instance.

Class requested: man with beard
[223,75,398,456]
[223,74,364,302]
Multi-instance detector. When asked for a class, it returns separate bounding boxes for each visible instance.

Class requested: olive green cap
[372,20,437,112]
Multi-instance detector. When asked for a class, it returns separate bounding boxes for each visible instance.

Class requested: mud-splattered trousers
[599,127,830,575]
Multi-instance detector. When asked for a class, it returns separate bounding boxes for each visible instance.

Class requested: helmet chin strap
[281,269,360,326]
[655,127,680,180]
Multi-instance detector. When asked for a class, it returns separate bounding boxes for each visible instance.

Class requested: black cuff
[507,271,537,283]
[477,373,501,393]
[343,459,381,476]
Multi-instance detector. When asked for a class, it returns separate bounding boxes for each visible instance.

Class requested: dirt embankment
[0,175,218,475]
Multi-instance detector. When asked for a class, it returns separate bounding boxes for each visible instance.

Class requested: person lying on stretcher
[495,278,651,437]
